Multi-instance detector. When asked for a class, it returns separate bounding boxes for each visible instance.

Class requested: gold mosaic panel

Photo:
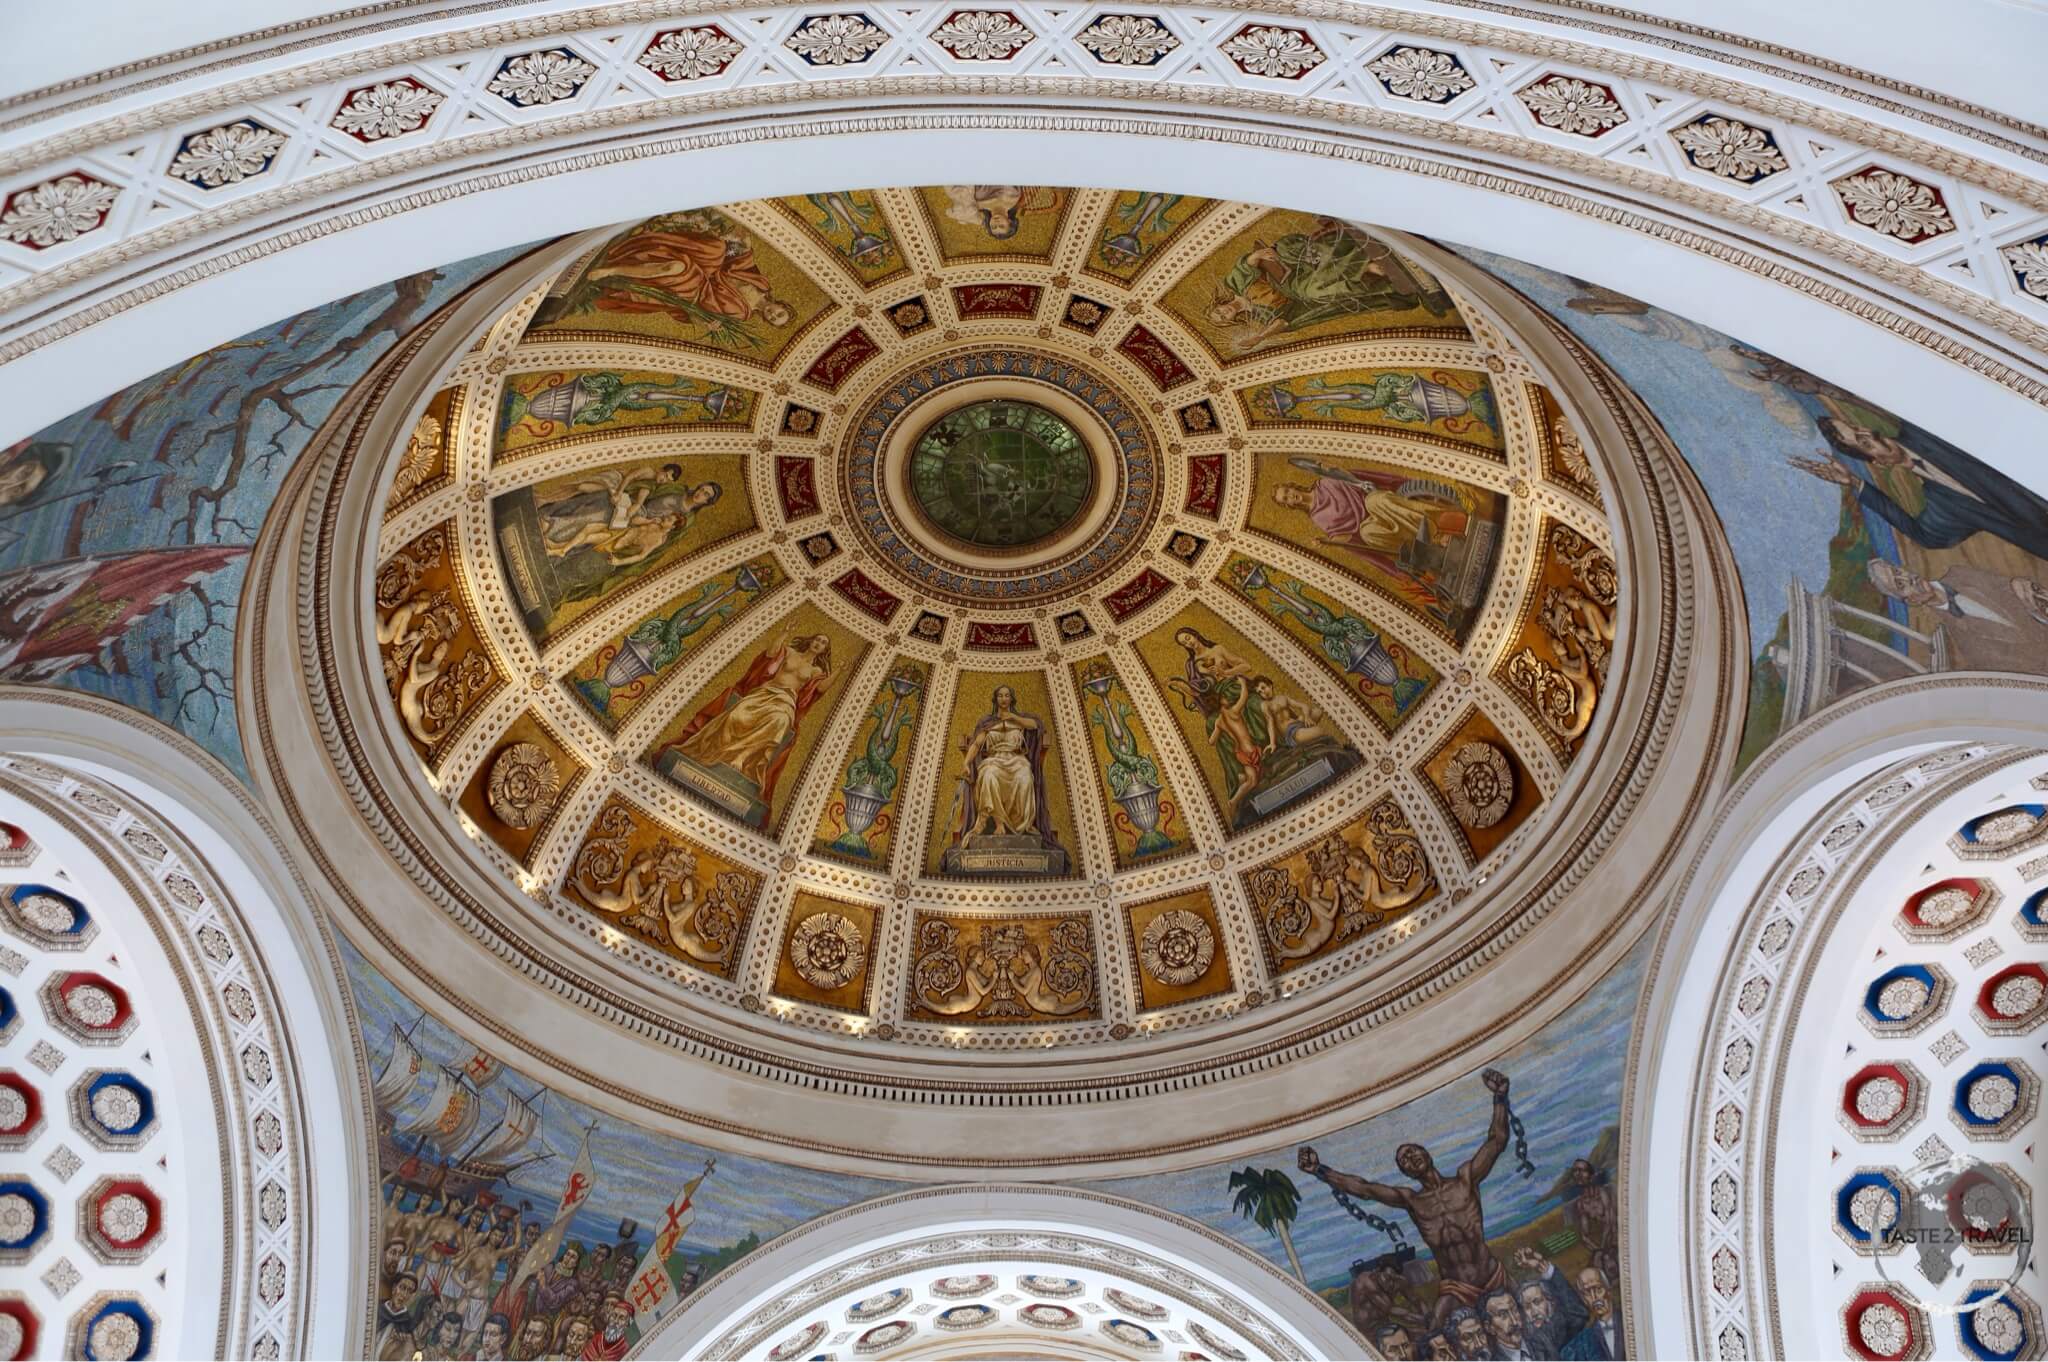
[1239,794,1436,975]
[560,794,761,980]
[456,710,587,867]
[374,521,502,765]
[904,909,1099,1024]
[772,889,883,1015]
[1160,211,1468,363]
[1122,885,1234,1014]
[643,602,871,837]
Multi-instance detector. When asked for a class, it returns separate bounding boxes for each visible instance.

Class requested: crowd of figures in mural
[1098,941,1646,1360]
[348,940,889,1360]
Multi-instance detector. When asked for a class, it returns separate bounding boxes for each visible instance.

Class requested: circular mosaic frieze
[1138,908,1215,986]
[854,1319,915,1354]
[907,400,1093,550]
[844,347,1158,606]
[1104,1287,1167,1320]
[16,892,78,934]
[847,1288,909,1322]
[1991,973,2043,1017]
[1850,1184,1899,1234]
[97,1193,150,1245]
[934,1303,997,1330]
[765,1320,827,1361]
[65,984,117,1027]
[1189,1321,1249,1360]
[0,1194,36,1246]
[1018,1274,1083,1297]
[1020,1302,1080,1329]
[1915,886,1976,927]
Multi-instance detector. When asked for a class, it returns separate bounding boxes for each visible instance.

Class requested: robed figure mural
[942,685,1069,876]
[657,631,834,829]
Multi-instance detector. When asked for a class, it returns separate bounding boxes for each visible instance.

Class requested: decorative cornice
[0,1,2045,417]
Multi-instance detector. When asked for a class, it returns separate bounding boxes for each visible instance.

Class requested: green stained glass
[908,400,1093,549]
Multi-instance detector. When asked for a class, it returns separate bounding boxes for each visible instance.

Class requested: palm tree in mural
[1229,1165,1305,1282]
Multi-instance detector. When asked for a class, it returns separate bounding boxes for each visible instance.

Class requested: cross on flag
[629,1159,716,1336]
[463,1049,500,1086]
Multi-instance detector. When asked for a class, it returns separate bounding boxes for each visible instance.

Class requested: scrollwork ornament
[1139,908,1215,986]
[1506,647,1595,744]
[487,742,561,829]
[790,911,866,989]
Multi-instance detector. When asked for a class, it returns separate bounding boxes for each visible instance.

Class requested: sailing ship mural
[346,940,895,1360]
[372,1020,557,1206]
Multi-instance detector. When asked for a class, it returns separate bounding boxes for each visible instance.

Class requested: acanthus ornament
[1138,909,1215,986]
[790,912,867,990]
[486,743,562,830]
[785,14,890,66]
[1831,167,1956,243]
[167,121,288,189]
[486,49,597,106]
[1516,74,1628,137]
[931,10,1035,60]
[1220,25,1326,80]
[1671,115,1788,184]
[638,27,745,81]
[0,174,118,249]
[2002,236,2048,301]
[1076,14,1180,66]
[1366,46,1474,103]
[330,79,446,142]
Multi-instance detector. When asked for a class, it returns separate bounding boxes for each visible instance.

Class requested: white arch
[1627,672,2048,1358]
[645,1183,1367,1359]
[0,686,371,1358]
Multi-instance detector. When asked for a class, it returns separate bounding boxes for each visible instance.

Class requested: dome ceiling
[366,187,1618,1052]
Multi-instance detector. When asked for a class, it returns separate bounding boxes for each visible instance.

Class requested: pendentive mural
[1093,941,1646,1361]
[0,248,529,778]
[1453,247,2048,772]
[346,937,895,1361]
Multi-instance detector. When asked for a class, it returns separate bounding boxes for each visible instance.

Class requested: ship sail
[467,1088,541,1165]
[400,1064,482,1150]
[372,1027,424,1108]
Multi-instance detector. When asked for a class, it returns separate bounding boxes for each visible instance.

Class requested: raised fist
[1481,1068,1510,1097]
[1297,1145,1321,1175]
[1512,1246,1547,1273]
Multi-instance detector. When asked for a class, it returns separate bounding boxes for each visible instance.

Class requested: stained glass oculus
[908,400,1093,549]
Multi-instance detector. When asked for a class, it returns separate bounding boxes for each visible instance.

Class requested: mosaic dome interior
[365,188,1621,1052]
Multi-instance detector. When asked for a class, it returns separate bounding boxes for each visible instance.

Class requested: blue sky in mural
[1089,939,1646,1293]
[0,245,534,781]
[1446,245,1843,653]
[341,935,896,1254]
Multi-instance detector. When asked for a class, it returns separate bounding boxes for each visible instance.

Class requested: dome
[254,184,1716,1167]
